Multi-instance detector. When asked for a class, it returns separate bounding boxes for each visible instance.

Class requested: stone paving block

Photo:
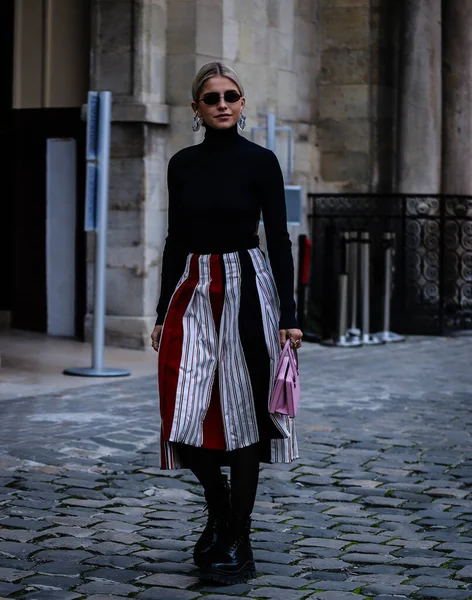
[85,567,145,582]
[307,592,365,599]
[134,549,189,562]
[0,582,23,596]
[89,541,142,555]
[410,575,466,588]
[138,573,200,588]
[135,589,201,600]
[362,583,419,596]
[295,537,348,550]
[457,565,472,581]
[22,592,82,600]
[373,596,409,600]
[82,555,144,569]
[355,565,405,575]
[297,558,350,571]
[412,589,472,599]
[200,596,250,600]
[38,535,94,550]
[0,541,40,559]
[0,517,49,530]
[0,567,33,581]
[0,528,43,543]
[75,580,139,595]
[252,549,298,565]
[294,547,342,558]
[137,561,196,574]
[342,542,395,554]
[256,562,302,577]
[306,580,360,591]
[247,574,308,588]
[341,552,396,564]
[87,596,135,600]
[23,573,80,589]
[393,556,449,567]
[198,583,254,595]
[247,588,308,599]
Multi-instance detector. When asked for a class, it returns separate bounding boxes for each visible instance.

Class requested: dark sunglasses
[198,91,242,105]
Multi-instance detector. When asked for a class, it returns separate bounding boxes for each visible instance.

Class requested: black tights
[177,443,260,518]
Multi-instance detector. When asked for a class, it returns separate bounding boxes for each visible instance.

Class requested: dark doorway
[0,0,14,320]
[12,110,86,337]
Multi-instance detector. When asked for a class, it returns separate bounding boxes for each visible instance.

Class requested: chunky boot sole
[199,559,256,585]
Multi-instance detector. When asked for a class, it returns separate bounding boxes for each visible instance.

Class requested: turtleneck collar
[203,124,240,145]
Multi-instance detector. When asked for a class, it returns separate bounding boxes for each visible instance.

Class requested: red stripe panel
[202,255,226,450]
[158,254,199,439]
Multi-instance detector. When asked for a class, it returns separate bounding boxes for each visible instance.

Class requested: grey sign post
[64,91,130,378]
[250,113,302,224]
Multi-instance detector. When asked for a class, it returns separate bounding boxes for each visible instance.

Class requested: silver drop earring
[192,114,203,132]
[238,113,247,131]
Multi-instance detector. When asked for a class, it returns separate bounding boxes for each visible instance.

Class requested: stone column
[442,0,472,194]
[396,0,441,193]
[167,0,223,156]
[88,0,169,349]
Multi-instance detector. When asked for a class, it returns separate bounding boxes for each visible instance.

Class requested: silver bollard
[334,273,360,347]
[374,232,405,343]
[346,231,362,345]
[321,233,361,348]
[360,231,384,345]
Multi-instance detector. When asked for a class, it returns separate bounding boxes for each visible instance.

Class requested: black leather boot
[199,516,256,584]
[193,475,231,568]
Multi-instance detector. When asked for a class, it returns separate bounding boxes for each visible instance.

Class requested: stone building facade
[2,0,471,349]
[89,0,321,348]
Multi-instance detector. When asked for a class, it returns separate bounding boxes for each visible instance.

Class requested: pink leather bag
[269,340,300,418]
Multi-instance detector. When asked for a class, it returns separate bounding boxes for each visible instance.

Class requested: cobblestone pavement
[0,336,471,600]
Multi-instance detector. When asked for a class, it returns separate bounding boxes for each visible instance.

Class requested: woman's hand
[151,325,163,352]
[279,328,303,349]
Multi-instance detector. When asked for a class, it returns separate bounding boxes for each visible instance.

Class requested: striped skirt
[157,247,298,470]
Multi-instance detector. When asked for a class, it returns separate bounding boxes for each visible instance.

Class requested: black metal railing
[305,194,472,338]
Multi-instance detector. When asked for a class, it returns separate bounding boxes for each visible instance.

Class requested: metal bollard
[334,274,350,346]
[360,231,384,345]
[374,232,405,343]
[333,233,362,347]
[346,231,362,345]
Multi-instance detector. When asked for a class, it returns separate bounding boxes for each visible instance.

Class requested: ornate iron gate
[307,194,472,338]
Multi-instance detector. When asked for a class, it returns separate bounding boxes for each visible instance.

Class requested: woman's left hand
[280,328,303,350]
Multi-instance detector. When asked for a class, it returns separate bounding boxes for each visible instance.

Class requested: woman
[151,62,303,585]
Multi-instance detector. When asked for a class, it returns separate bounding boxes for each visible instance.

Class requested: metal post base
[362,333,385,345]
[64,367,131,378]
[373,331,405,343]
[346,329,362,345]
[321,334,363,348]
[336,335,363,347]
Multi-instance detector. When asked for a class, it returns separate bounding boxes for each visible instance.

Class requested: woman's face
[192,76,245,131]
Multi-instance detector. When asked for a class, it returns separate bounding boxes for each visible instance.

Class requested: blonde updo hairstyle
[192,62,245,102]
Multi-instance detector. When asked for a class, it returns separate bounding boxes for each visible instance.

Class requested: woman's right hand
[151,325,163,352]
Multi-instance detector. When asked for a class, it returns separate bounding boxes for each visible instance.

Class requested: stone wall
[315,0,397,193]
[89,0,400,348]
[88,0,323,348]
[87,0,169,349]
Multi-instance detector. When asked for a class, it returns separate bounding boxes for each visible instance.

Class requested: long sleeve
[155,157,189,325]
[259,151,298,330]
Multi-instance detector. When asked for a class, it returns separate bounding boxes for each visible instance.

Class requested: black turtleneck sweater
[155,124,298,329]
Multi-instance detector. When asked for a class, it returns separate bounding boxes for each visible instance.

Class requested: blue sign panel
[86,91,99,161]
[84,162,97,232]
[284,186,303,225]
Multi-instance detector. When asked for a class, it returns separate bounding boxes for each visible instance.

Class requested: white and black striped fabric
[158,248,299,469]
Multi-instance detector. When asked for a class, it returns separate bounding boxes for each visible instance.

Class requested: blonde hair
[192,62,245,102]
